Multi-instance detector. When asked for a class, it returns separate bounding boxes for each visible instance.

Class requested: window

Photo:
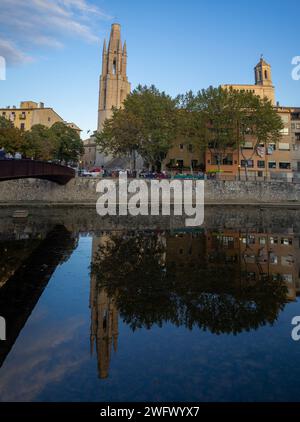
[212,155,220,165]
[112,59,117,75]
[179,144,184,150]
[268,161,276,169]
[258,171,263,177]
[223,154,233,165]
[257,160,265,168]
[282,274,293,283]
[278,142,290,150]
[270,254,278,264]
[20,123,25,130]
[243,141,253,149]
[279,162,291,169]
[280,128,289,136]
[188,144,193,152]
[241,160,254,168]
[268,143,276,151]
[270,237,278,244]
[264,70,268,79]
[48,117,51,122]
[191,160,198,168]
[281,238,292,246]
[176,160,184,168]
[259,237,266,245]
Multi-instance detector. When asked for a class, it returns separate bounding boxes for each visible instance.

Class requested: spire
[101,38,107,75]
[123,41,127,56]
[117,39,122,53]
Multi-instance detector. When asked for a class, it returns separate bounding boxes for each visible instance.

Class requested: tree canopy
[0,117,83,164]
[94,85,283,172]
[95,84,179,170]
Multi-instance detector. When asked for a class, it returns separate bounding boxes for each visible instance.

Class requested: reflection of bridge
[0,159,75,184]
[0,226,76,368]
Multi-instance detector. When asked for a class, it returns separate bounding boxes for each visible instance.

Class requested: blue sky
[0,0,299,138]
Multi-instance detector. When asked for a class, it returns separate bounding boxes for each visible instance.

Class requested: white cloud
[0,0,112,65]
[0,39,33,65]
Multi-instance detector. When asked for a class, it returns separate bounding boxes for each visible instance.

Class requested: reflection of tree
[91,233,288,335]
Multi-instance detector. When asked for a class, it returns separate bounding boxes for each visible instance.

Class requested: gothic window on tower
[113,59,117,75]
[265,70,268,79]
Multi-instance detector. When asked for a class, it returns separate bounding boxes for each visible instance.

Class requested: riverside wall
[1,178,300,204]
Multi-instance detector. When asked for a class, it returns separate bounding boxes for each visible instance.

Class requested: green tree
[0,116,24,155]
[23,124,57,160]
[0,116,14,129]
[179,87,283,178]
[95,85,179,170]
[50,122,84,165]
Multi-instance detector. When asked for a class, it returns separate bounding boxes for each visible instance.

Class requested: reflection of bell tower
[90,236,118,379]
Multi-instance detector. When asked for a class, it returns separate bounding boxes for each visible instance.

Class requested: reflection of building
[90,236,119,379]
[206,229,300,301]
[166,231,205,271]
[0,101,81,135]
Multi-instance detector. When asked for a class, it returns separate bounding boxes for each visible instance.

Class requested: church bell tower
[97,23,131,132]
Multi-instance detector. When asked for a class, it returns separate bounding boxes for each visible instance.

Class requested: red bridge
[0,159,75,185]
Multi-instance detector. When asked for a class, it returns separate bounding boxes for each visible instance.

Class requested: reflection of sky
[1,235,300,401]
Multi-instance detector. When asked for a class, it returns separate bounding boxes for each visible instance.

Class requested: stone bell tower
[97,23,131,132]
[254,57,275,104]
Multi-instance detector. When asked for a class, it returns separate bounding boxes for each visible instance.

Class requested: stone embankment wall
[1,178,300,204]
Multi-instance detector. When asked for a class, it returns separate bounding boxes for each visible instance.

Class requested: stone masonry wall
[1,178,300,204]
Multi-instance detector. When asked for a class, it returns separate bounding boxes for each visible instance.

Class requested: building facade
[205,59,294,180]
[222,57,276,105]
[0,101,81,135]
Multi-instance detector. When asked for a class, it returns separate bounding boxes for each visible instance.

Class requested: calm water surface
[0,206,300,402]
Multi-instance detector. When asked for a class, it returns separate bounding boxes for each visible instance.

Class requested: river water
[0,206,300,402]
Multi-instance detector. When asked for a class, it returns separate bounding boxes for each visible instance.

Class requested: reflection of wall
[90,236,118,379]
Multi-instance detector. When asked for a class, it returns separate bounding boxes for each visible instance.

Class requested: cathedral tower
[254,57,273,87]
[97,23,131,132]
[254,57,275,104]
